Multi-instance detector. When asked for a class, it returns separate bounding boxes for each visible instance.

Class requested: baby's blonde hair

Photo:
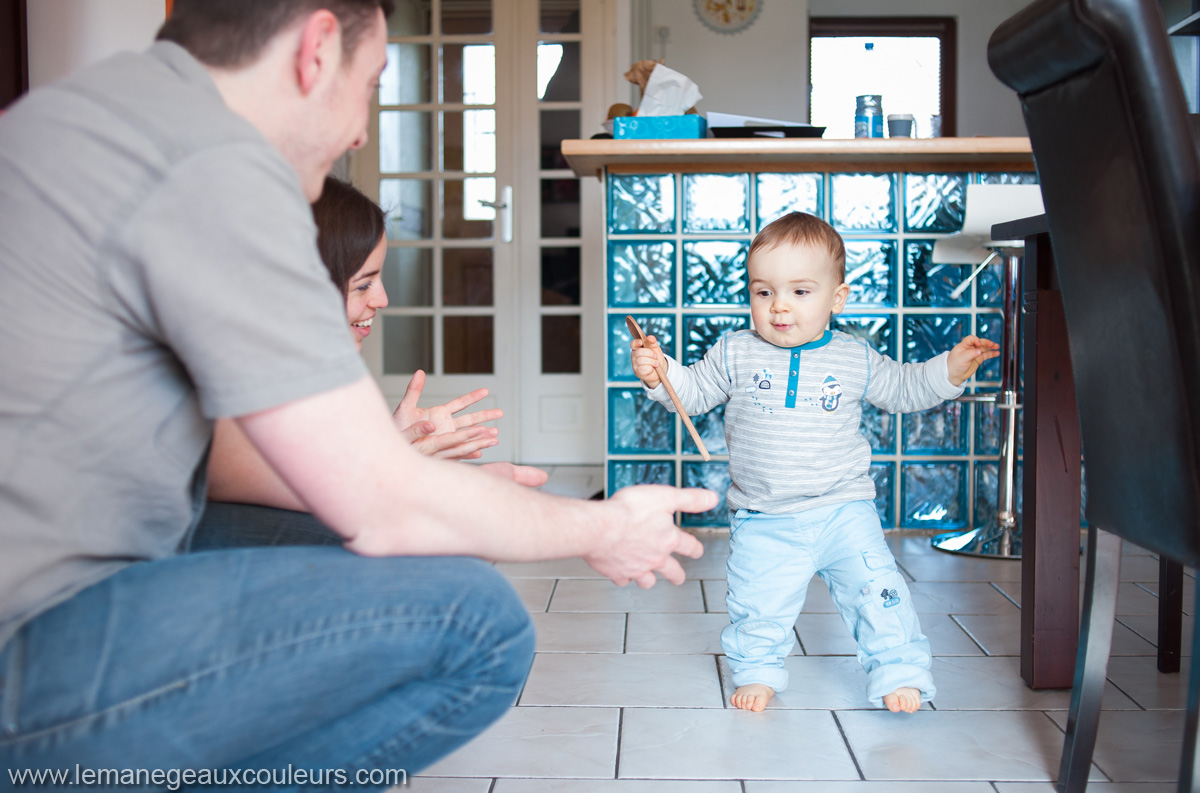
[749,212,846,282]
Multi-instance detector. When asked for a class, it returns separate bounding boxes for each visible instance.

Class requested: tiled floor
[410,467,1192,792]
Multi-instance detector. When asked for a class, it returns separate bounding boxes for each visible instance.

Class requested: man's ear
[831,281,851,314]
[296,9,341,95]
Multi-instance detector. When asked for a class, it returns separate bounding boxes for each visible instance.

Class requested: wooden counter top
[562,137,1033,178]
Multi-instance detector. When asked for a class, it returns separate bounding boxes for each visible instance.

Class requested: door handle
[477,184,513,243]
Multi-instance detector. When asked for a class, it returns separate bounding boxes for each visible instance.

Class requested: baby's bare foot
[731,684,775,712]
[883,686,922,713]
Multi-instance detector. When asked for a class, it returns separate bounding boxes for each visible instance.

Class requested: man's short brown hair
[158,0,395,68]
[749,212,847,283]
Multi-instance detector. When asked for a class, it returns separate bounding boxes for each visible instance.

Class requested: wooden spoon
[625,315,711,461]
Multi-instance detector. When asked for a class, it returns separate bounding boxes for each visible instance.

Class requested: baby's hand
[947,335,1001,385]
[630,335,664,389]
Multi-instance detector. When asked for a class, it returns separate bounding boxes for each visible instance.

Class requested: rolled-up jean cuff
[865,664,936,707]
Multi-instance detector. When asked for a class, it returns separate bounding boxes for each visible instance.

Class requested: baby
[632,212,998,712]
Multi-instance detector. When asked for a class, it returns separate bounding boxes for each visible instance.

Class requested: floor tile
[497,557,605,579]
[1120,554,1167,582]
[405,779,492,793]
[715,655,897,711]
[550,580,705,613]
[677,534,730,580]
[1104,656,1188,710]
[953,614,1156,657]
[421,706,618,778]
[519,653,723,708]
[701,580,726,613]
[748,784,995,793]
[495,781,741,792]
[838,710,1100,782]
[1118,613,1193,655]
[794,613,984,657]
[907,582,1020,614]
[929,656,1137,710]
[892,550,1023,583]
[531,612,626,653]
[1047,709,1185,782]
[995,784,1176,793]
[626,613,729,654]
[510,578,555,612]
[619,708,859,780]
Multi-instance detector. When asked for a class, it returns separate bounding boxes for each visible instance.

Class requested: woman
[191,178,545,549]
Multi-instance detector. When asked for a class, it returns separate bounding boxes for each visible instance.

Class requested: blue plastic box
[612,115,707,140]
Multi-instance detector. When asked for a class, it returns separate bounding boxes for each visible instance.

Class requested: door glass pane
[441,0,492,34]
[381,179,434,240]
[444,248,494,306]
[538,41,579,101]
[540,110,578,169]
[542,315,581,374]
[444,316,494,374]
[381,44,431,105]
[444,178,495,239]
[443,110,496,172]
[380,111,433,173]
[381,248,433,307]
[541,178,580,238]
[540,1,580,33]
[541,247,580,305]
[442,44,496,104]
[382,315,433,374]
[389,1,432,36]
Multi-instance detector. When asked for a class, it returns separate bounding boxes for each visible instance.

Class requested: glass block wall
[604,168,1040,530]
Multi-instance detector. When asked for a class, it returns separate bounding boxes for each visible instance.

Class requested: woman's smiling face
[345,233,389,350]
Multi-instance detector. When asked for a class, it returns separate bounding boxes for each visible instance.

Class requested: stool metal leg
[1179,577,1200,793]
[934,250,1024,558]
[1058,525,1121,793]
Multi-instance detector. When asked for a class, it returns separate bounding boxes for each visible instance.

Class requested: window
[810,17,956,139]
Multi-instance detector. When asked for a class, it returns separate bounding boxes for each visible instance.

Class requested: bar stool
[930,183,1044,559]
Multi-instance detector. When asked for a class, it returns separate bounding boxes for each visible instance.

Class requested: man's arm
[237,375,715,588]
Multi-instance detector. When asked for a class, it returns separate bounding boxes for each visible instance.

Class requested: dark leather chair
[988,0,1200,790]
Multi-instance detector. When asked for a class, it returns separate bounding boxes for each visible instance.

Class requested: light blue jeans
[722,500,935,707]
[0,507,535,791]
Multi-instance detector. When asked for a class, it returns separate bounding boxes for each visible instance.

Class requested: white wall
[633,0,810,123]
[633,0,1029,135]
[27,0,164,89]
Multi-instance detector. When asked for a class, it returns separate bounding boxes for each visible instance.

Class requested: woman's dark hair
[312,177,386,299]
[158,0,394,69]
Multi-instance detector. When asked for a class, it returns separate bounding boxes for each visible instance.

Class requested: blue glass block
[609,313,676,381]
[608,387,675,454]
[682,314,751,366]
[901,462,967,529]
[974,312,1004,382]
[904,173,966,233]
[978,172,1040,185]
[903,314,967,364]
[608,460,675,496]
[834,314,896,358]
[830,173,897,233]
[681,461,731,527]
[683,173,751,233]
[861,402,896,454]
[684,241,749,306]
[973,398,1024,456]
[608,174,675,234]
[976,261,1004,308]
[905,240,971,308]
[756,173,823,230]
[608,241,675,307]
[973,461,1024,527]
[902,401,967,455]
[870,461,895,528]
[685,403,728,455]
[844,240,896,308]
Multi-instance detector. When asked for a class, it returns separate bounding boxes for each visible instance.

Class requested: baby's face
[747,243,849,348]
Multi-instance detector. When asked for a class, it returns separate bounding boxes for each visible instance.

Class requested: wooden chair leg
[1058,525,1122,793]
[1160,557,1184,674]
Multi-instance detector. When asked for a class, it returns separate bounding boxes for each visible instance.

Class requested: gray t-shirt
[0,42,368,648]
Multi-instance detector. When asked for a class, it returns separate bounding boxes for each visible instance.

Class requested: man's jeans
[0,517,535,790]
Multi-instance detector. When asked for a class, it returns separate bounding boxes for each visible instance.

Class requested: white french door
[354,0,618,464]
